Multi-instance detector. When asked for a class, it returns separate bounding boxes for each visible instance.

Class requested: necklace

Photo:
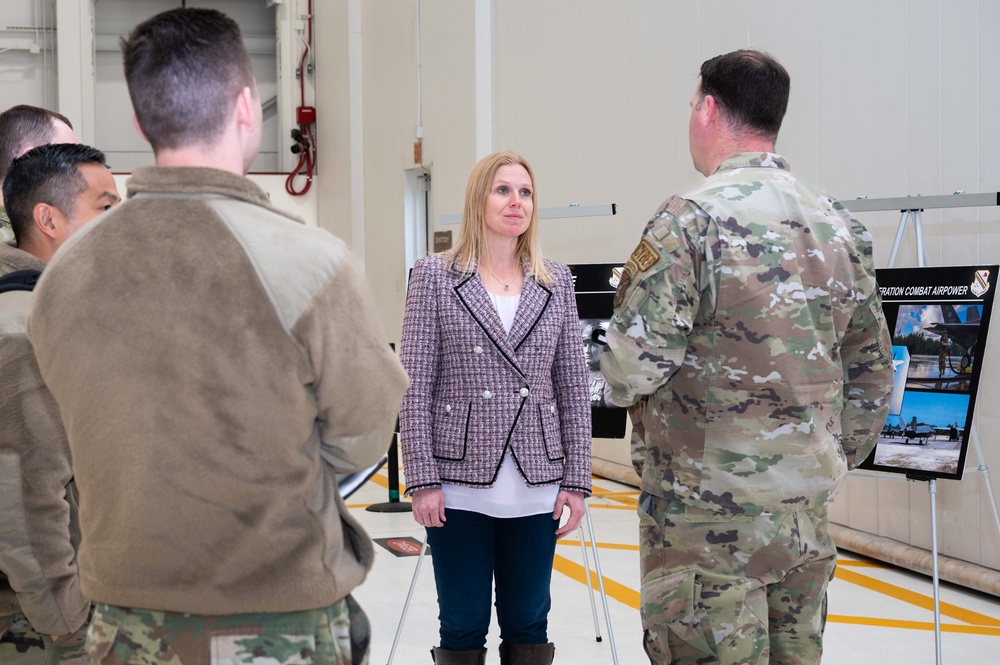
[488,266,517,291]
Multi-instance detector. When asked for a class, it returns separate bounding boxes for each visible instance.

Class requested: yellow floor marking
[552,553,640,609]
[590,490,641,499]
[828,614,1000,636]
[834,567,1000,627]
[557,540,640,552]
[368,473,390,489]
[836,560,886,568]
[587,503,637,511]
[550,551,1000,636]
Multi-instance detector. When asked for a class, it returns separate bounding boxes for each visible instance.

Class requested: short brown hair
[448,151,553,285]
[0,105,74,184]
[699,49,790,141]
[121,8,256,152]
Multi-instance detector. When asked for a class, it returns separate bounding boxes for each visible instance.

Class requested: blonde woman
[399,151,592,665]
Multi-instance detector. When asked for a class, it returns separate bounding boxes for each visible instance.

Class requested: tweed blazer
[399,253,592,496]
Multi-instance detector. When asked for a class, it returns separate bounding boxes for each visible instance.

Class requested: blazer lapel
[509,275,552,352]
[453,267,526,378]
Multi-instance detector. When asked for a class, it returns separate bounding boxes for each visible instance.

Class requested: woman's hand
[411,488,446,527]
[553,489,587,539]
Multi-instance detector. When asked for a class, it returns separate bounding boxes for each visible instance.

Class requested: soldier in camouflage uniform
[0,106,78,244]
[600,50,893,665]
[84,598,369,665]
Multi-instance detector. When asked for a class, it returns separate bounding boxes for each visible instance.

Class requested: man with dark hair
[3,143,119,260]
[0,143,118,664]
[601,49,893,664]
[0,105,78,244]
[28,8,407,665]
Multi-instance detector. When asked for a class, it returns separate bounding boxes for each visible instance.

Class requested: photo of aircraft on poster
[859,265,997,480]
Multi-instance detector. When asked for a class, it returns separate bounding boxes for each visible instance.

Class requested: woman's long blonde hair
[445,150,554,285]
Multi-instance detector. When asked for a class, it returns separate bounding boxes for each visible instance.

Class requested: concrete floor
[346,471,1000,664]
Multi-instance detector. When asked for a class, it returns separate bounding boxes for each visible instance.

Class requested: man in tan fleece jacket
[28,8,408,665]
[0,143,119,663]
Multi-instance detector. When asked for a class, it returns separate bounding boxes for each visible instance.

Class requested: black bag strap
[0,269,42,294]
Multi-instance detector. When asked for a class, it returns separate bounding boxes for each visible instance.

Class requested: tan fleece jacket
[0,242,89,633]
[28,167,408,615]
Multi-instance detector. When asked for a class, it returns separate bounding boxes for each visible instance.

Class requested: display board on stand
[842,192,1000,665]
[858,265,997,480]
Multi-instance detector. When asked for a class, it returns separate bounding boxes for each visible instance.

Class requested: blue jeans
[425,509,559,651]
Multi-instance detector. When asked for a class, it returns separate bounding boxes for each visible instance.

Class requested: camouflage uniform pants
[638,493,836,665]
[85,596,370,665]
[0,613,89,665]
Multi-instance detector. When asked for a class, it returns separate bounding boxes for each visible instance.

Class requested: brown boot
[430,646,487,664]
[498,642,555,665]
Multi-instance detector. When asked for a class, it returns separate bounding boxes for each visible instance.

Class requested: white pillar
[474,0,492,159]
[348,0,366,267]
[56,0,96,144]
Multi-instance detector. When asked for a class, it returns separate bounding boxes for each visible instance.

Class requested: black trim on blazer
[432,402,472,462]
[440,395,528,487]
[513,281,552,352]
[453,274,526,379]
[406,481,442,494]
[509,448,564,487]
[538,404,566,463]
[437,396,566,488]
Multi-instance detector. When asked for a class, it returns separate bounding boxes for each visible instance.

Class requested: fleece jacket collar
[0,242,45,275]
[127,167,271,208]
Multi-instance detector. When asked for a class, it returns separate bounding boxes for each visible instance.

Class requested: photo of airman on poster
[892,302,981,391]
[569,263,627,438]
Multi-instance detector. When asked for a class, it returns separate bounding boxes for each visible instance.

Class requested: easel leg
[585,503,619,665]
[387,539,429,665]
[928,479,943,665]
[577,524,603,641]
[967,422,1000,544]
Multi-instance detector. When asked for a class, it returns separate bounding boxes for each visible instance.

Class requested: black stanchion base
[366,500,413,513]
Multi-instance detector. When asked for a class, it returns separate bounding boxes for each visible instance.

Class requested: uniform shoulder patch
[631,238,660,272]
[665,195,691,219]
[613,267,632,310]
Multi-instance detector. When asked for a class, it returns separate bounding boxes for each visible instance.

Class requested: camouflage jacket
[600,153,892,515]
[0,207,13,245]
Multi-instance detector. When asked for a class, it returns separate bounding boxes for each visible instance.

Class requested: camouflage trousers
[0,613,89,665]
[638,493,836,665]
[85,596,370,665]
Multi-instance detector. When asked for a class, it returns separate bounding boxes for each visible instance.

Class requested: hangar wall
[2,0,997,580]
[316,0,1000,577]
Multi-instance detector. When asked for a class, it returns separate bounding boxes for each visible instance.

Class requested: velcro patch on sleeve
[613,267,632,310]
[631,239,660,271]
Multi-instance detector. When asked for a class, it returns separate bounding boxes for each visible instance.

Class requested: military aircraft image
[881,416,904,438]
[924,304,981,369]
[933,421,963,441]
[903,421,934,445]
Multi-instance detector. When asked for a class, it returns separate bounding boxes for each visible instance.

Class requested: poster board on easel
[858,265,997,480]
